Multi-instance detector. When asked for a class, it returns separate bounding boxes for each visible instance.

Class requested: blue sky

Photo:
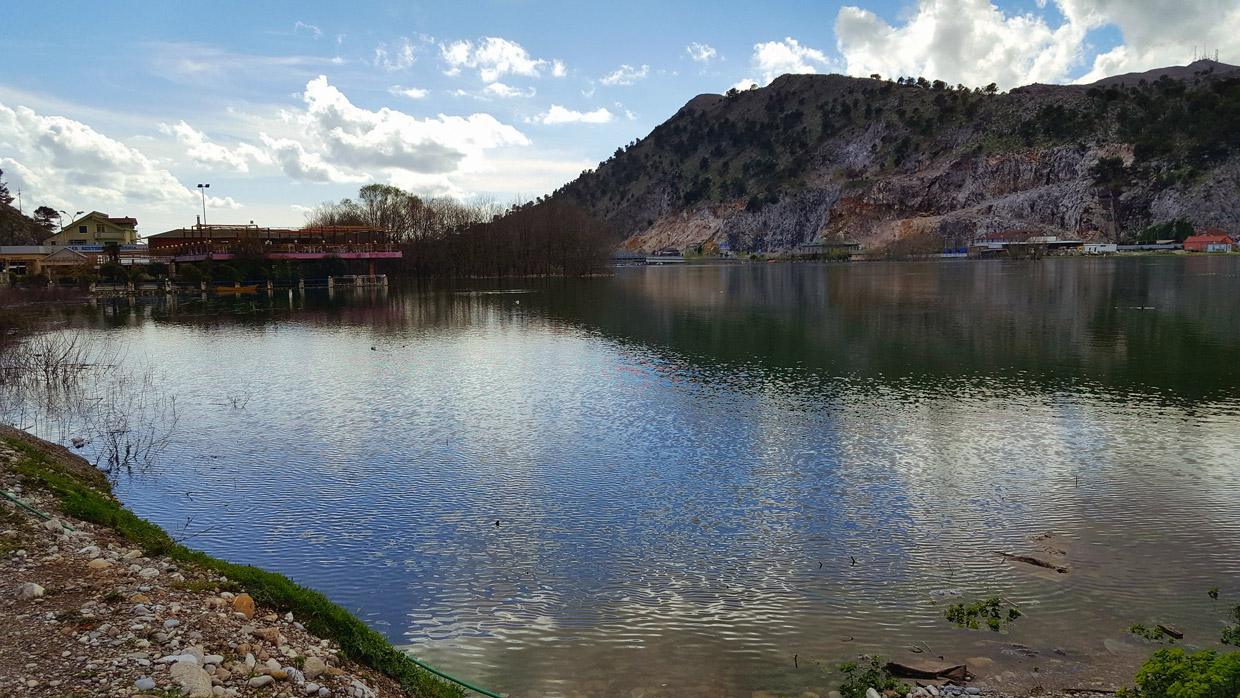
[0,0,1234,234]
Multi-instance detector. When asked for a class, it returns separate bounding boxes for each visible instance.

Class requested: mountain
[554,60,1240,253]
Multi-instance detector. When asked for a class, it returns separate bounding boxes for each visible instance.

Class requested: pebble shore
[0,439,417,697]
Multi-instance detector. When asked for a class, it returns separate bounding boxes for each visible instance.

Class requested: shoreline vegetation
[0,424,465,698]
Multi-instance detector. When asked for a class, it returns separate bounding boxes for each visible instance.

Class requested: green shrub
[178,264,204,284]
[1119,649,1240,698]
[1223,605,1240,646]
[838,657,907,698]
[1139,218,1194,244]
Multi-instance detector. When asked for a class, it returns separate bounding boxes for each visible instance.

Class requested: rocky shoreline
[0,428,459,698]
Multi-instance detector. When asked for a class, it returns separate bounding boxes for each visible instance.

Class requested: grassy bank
[2,427,465,698]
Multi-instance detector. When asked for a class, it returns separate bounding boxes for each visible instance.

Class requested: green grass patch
[169,578,243,594]
[0,532,23,556]
[4,436,464,698]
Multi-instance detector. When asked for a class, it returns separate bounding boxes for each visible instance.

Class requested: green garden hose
[0,488,76,531]
[405,655,505,698]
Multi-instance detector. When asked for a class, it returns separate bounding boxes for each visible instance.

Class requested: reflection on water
[26,259,1240,697]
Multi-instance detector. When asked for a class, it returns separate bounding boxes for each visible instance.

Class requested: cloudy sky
[1,0,1235,234]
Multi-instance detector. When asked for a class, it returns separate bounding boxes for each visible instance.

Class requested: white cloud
[294,21,323,39]
[731,78,760,92]
[0,101,215,215]
[687,42,718,64]
[1067,0,1240,82]
[158,120,270,173]
[146,42,343,89]
[832,0,1240,90]
[552,60,567,78]
[262,75,529,187]
[484,82,535,98]
[440,37,558,82]
[533,105,614,125]
[748,37,835,85]
[600,64,650,86]
[834,0,1086,90]
[374,38,416,71]
[388,85,429,99]
[259,133,369,184]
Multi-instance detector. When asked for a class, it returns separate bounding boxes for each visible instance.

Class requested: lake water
[11,258,1240,698]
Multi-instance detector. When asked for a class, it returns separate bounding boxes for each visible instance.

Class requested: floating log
[1157,624,1184,639]
[994,551,1069,573]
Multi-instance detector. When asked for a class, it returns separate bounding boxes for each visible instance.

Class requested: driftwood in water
[885,662,970,683]
[993,551,1068,574]
[1157,624,1184,639]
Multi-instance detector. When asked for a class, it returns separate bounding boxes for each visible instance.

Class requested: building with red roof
[1184,230,1234,252]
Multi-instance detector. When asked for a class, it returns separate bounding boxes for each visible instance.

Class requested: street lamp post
[196,184,210,227]
[196,184,210,255]
[59,210,84,233]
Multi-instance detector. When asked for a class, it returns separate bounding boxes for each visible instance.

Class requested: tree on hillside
[1091,156,1131,241]
[33,206,58,231]
[0,168,13,207]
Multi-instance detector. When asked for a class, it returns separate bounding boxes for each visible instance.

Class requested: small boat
[213,285,259,294]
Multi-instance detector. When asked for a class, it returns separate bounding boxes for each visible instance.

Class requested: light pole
[59,210,84,233]
[196,183,210,227]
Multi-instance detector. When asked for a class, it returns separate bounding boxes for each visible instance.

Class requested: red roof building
[1184,232,1234,252]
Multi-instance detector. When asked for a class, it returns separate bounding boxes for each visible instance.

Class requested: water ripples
[55,269,1237,698]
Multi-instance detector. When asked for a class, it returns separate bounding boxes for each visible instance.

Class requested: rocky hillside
[554,60,1240,253]
[0,204,51,246]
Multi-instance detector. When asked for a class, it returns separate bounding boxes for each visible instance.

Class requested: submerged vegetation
[0,329,177,475]
[1129,624,1177,643]
[944,597,1022,631]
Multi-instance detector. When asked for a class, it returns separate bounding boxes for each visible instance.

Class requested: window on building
[78,225,87,234]
[96,224,105,233]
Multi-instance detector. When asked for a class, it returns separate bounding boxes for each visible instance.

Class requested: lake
[10,258,1240,698]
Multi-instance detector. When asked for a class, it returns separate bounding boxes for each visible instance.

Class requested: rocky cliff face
[556,61,1240,253]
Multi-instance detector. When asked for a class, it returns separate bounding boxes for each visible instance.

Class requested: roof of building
[41,248,91,264]
[147,224,392,240]
[0,246,52,254]
[1184,234,1234,243]
[62,211,138,229]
